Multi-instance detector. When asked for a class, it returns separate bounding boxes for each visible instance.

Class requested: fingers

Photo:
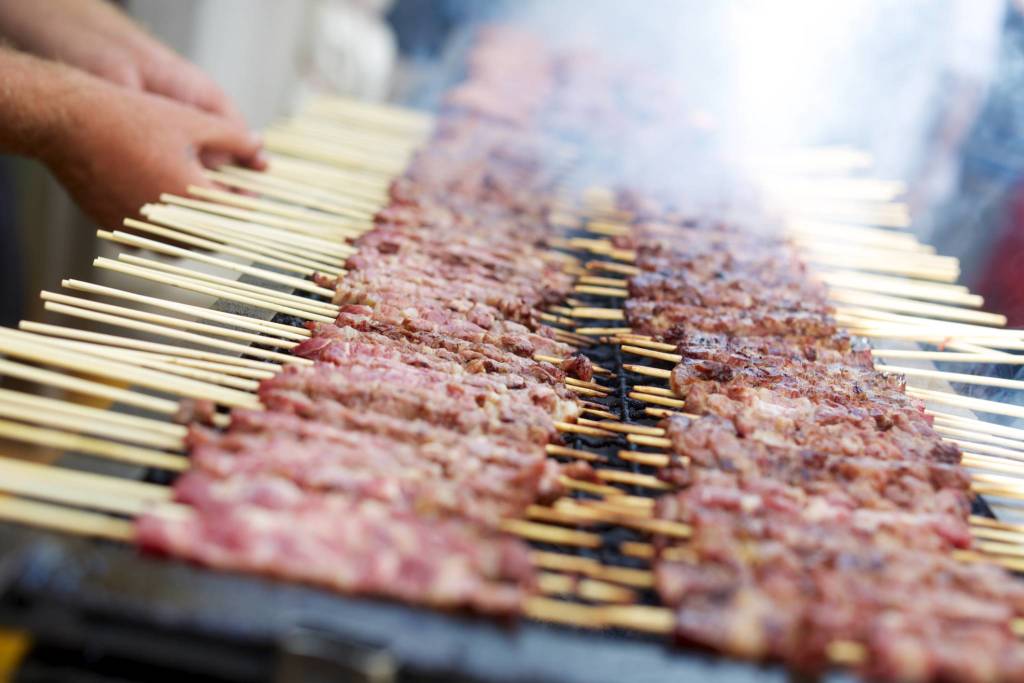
[193,112,265,169]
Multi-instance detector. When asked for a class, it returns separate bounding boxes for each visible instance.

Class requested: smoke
[395,2,1024,410]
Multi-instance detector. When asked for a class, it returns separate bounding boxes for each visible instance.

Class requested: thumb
[195,113,265,169]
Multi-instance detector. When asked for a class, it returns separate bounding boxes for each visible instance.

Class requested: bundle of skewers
[1,23,1024,683]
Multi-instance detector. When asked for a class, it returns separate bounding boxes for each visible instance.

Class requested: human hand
[0,0,241,122]
[40,71,263,229]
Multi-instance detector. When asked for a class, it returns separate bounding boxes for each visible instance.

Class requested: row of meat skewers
[0,24,1023,683]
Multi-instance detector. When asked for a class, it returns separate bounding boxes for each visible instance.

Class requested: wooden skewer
[615,336,676,351]
[585,260,640,276]
[560,476,622,497]
[565,377,609,392]
[840,311,1024,341]
[142,203,350,268]
[575,327,633,336]
[145,203,355,266]
[644,407,680,419]
[138,206,347,276]
[498,519,602,548]
[554,421,617,438]
[0,388,185,438]
[623,364,673,379]
[536,572,638,604]
[576,418,663,437]
[0,398,184,451]
[15,320,280,373]
[160,193,367,240]
[530,552,654,589]
[545,444,606,462]
[263,131,406,177]
[622,346,680,363]
[216,165,383,214]
[819,274,981,307]
[269,124,417,164]
[848,328,1024,352]
[94,258,337,324]
[40,291,297,350]
[566,385,606,397]
[930,413,1024,441]
[618,450,671,467]
[581,407,619,421]
[577,275,628,287]
[0,418,187,470]
[14,326,260,392]
[574,285,629,298]
[0,358,178,415]
[41,301,307,367]
[962,452,1024,475]
[870,349,1024,365]
[832,293,1004,326]
[109,252,339,317]
[284,112,426,148]
[629,392,685,409]
[109,225,337,297]
[594,470,672,491]
[935,425,1024,453]
[63,279,310,341]
[203,170,377,220]
[570,308,626,322]
[0,328,261,409]
[880,365,1024,392]
[264,155,392,196]
[910,387,1024,421]
[627,435,673,449]
[0,496,135,542]
[187,185,372,232]
[148,197,359,253]
[303,94,434,130]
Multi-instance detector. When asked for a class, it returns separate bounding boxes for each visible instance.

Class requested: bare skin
[0,0,241,121]
[0,0,262,228]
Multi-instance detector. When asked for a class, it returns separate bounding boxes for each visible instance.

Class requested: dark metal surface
[0,525,796,683]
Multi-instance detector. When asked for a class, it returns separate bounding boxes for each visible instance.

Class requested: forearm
[0,47,80,160]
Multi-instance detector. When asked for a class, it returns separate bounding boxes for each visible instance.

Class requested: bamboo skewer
[0,497,135,542]
[263,131,407,177]
[142,203,354,262]
[40,291,298,350]
[216,165,384,214]
[0,358,179,415]
[62,279,310,341]
[911,387,1024,421]
[0,419,187,470]
[40,301,307,367]
[935,425,1024,453]
[187,185,372,232]
[94,258,337,324]
[161,193,367,240]
[108,225,337,297]
[112,252,339,316]
[0,399,184,451]
[0,328,261,409]
[203,170,377,220]
[264,154,391,195]
[13,327,260,392]
[15,320,280,372]
[137,207,348,276]
[870,349,1024,365]
[880,365,1024,391]
[0,388,185,439]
